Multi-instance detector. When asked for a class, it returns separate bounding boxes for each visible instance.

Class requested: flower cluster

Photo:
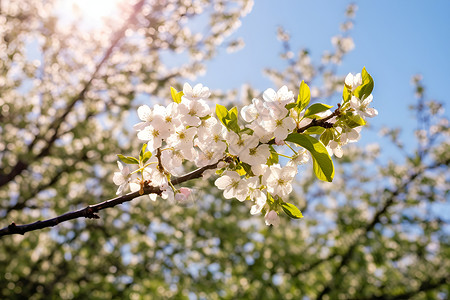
[113,67,377,226]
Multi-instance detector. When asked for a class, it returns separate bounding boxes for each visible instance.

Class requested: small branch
[0,159,221,237]
[268,105,340,145]
[297,106,340,133]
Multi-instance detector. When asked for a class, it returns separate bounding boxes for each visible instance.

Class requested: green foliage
[354,67,374,100]
[170,86,184,104]
[297,80,311,112]
[304,103,334,118]
[281,202,303,219]
[303,126,326,135]
[267,144,279,166]
[285,133,335,182]
[320,128,334,146]
[342,86,352,102]
[117,154,139,164]
[345,113,367,128]
[216,104,240,133]
[139,143,152,164]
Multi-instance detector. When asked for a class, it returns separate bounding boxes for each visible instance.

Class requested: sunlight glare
[59,0,124,27]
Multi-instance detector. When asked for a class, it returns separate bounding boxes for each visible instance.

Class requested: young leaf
[285,103,297,110]
[320,129,334,146]
[170,87,183,104]
[354,67,374,100]
[342,86,351,102]
[235,164,247,176]
[142,151,152,164]
[281,202,303,219]
[267,145,279,166]
[216,105,240,133]
[285,133,334,182]
[226,107,241,133]
[240,162,254,177]
[216,104,229,127]
[297,80,311,112]
[229,107,238,119]
[266,193,275,204]
[304,103,333,118]
[117,154,139,165]
[139,143,147,162]
[303,126,325,135]
[346,114,366,128]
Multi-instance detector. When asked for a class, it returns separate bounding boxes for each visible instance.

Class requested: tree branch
[297,106,340,133]
[0,160,221,237]
[268,105,340,145]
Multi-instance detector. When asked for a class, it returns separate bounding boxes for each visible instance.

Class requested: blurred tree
[0,1,448,299]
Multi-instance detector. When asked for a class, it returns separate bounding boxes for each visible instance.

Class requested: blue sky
[198,0,450,160]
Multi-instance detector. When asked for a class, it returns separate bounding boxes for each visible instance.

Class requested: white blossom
[214,171,248,201]
[344,72,362,91]
[226,131,259,157]
[239,144,270,166]
[327,140,343,158]
[266,165,297,197]
[350,95,378,118]
[182,83,211,101]
[113,161,131,195]
[262,116,296,144]
[178,98,211,126]
[287,149,309,167]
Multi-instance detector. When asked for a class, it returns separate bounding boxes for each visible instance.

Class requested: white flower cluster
[327,72,378,158]
[113,68,377,226]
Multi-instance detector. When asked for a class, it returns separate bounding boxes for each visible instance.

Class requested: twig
[0,160,221,237]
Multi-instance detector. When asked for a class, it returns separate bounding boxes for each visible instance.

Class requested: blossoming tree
[0,1,448,299]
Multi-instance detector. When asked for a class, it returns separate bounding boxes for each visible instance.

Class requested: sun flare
[59,0,124,26]
[75,0,122,19]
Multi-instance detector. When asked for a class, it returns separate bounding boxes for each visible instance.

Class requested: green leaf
[240,127,254,135]
[354,67,374,100]
[304,103,333,118]
[343,86,351,102]
[320,129,334,146]
[346,114,366,128]
[216,104,240,133]
[117,154,139,165]
[281,202,303,219]
[297,80,311,112]
[235,165,247,176]
[216,104,229,126]
[142,151,152,164]
[229,107,238,118]
[285,133,334,182]
[240,162,254,177]
[170,87,183,104]
[303,126,325,135]
[266,193,275,204]
[215,168,225,176]
[285,103,297,110]
[267,145,279,166]
[227,107,240,133]
[139,143,147,162]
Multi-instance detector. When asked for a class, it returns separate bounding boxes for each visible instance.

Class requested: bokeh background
[0,0,448,299]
